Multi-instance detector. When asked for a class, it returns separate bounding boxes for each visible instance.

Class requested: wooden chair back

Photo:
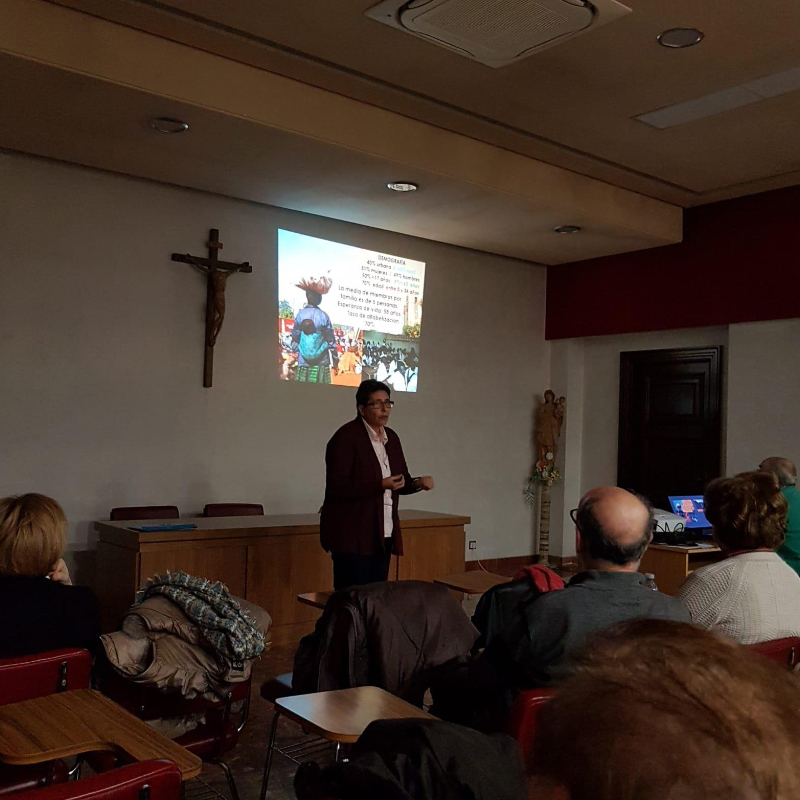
[110,506,179,521]
[204,504,264,517]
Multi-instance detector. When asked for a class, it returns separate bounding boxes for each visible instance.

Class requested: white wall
[0,153,548,576]
[726,319,800,474]
[553,320,800,558]
[549,327,729,558]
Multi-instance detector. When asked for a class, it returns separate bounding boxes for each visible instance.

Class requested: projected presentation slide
[278,230,425,391]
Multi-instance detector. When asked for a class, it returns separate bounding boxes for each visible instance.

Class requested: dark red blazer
[320,416,418,556]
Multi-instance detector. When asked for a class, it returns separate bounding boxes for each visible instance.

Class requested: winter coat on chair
[292,580,478,706]
[471,565,564,652]
[101,592,271,700]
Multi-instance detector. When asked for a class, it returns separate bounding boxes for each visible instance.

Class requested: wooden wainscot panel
[246,534,333,638]
[139,542,248,598]
[93,510,469,642]
[96,541,140,632]
[398,525,465,582]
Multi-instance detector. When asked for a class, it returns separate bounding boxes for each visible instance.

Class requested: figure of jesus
[186,256,247,347]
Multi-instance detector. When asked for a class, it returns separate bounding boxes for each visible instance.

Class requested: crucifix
[172,229,253,388]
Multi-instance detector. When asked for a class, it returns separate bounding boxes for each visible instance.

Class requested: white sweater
[677,551,800,644]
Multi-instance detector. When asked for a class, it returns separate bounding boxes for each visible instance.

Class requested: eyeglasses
[569,508,580,529]
[364,400,395,409]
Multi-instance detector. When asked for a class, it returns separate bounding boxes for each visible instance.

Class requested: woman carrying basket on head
[291,274,337,383]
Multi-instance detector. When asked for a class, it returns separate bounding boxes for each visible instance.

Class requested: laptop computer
[667,495,713,538]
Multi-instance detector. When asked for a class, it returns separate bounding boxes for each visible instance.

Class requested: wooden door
[618,346,722,507]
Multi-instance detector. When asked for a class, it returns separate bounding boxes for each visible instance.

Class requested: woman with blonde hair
[677,471,800,643]
[0,493,99,657]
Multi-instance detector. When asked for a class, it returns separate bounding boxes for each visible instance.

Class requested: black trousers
[332,539,393,590]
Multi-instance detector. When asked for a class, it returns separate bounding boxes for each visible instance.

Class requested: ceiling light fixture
[386,182,418,192]
[554,225,581,234]
[635,65,800,129]
[657,28,704,49]
[149,117,189,134]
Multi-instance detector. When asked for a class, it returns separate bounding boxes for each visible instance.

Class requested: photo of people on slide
[361,332,419,393]
[277,230,425,391]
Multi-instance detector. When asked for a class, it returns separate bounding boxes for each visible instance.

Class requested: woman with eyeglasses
[320,379,435,589]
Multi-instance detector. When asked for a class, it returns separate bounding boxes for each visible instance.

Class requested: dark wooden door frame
[618,346,723,504]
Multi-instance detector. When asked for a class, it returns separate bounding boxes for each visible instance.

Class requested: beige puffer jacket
[101,595,271,700]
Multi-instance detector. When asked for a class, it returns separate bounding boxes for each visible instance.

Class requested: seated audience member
[295,717,526,800]
[432,487,687,725]
[500,486,688,686]
[0,493,100,657]
[760,456,800,576]
[528,619,800,800]
[677,471,800,643]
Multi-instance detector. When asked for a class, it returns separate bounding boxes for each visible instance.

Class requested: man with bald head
[504,486,690,687]
[431,487,689,725]
[760,457,800,576]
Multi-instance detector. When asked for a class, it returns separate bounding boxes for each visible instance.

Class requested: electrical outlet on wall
[468,540,477,550]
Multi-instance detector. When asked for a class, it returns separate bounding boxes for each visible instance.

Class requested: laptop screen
[668,496,711,530]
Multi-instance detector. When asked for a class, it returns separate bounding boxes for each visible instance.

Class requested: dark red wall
[545,184,800,340]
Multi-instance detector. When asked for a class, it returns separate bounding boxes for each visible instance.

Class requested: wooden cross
[172,229,253,388]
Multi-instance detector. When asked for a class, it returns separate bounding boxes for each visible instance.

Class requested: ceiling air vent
[366,0,631,67]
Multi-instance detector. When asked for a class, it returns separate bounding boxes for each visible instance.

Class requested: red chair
[747,637,800,669]
[504,688,556,773]
[0,649,93,794]
[0,648,92,706]
[110,507,179,522]
[13,761,181,800]
[204,504,264,518]
[92,655,250,800]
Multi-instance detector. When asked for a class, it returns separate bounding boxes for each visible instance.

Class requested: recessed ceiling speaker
[366,0,632,67]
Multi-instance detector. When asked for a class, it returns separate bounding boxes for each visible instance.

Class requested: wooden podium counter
[639,543,722,596]
[95,510,469,643]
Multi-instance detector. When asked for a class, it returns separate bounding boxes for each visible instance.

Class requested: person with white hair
[760,456,800,576]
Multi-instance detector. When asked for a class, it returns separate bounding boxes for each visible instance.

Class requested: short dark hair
[575,492,653,565]
[705,471,788,551]
[356,380,390,407]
